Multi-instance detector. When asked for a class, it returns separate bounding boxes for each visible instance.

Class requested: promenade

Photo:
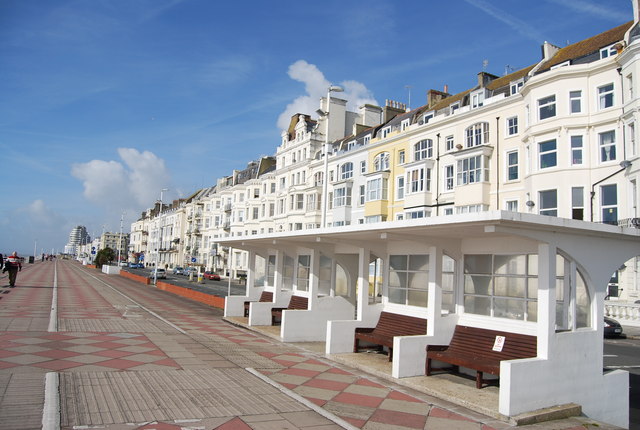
[0,259,624,429]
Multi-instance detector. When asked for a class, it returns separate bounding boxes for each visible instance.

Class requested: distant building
[64,225,90,255]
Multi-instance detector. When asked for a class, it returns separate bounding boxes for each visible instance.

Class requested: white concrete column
[245,250,256,295]
[427,246,441,336]
[309,249,320,309]
[274,248,284,296]
[537,243,557,359]
[356,246,370,320]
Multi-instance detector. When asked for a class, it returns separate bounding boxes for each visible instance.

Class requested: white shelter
[222,211,639,428]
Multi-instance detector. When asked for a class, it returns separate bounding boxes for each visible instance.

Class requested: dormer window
[347,140,357,150]
[401,119,410,131]
[381,127,391,138]
[600,44,617,59]
[364,134,371,145]
[450,103,459,114]
[423,113,433,124]
[373,152,390,172]
[510,80,524,95]
[471,90,485,109]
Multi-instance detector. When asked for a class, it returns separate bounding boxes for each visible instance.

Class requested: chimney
[383,99,407,122]
[477,71,499,87]
[541,41,560,61]
[427,89,449,108]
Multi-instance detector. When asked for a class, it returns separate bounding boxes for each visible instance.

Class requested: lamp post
[117,211,125,266]
[320,84,344,228]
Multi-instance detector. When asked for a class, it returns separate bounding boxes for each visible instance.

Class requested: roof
[538,21,632,71]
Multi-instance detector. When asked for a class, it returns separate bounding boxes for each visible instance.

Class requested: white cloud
[277,60,378,130]
[71,148,171,215]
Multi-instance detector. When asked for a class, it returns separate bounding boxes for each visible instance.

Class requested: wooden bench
[426,325,537,388]
[243,291,273,317]
[271,295,308,325]
[354,312,428,362]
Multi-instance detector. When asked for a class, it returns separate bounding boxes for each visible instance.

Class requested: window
[599,130,616,162]
[506,200,518,212]
[307,194,318,211]
[313,172,323,187]
[381,127,391,138]
[398,150,405,164]
[463,254,540,321]
[401,119,410,131]
[627,73,634,100]
[373,152,390,171]
[396,176,405,200]
[450,103,459,114]
[293,194,304,210]
[359,185,365,205]
[507,150,518,180]
[539,139,557,169]
[601,184,618,224]
[465,122,489,147]
[598,83,614,109]
[444,165,454,191]
[507,116,518,136]
[629,122,637,157]
[296,255,311,291]
[334,187,351,207]
[423,113,433,124]
[406,209,429,219]
[538,95,556,120]
[340,162,353,180]
[539,189,557,216]
[414,139,433,160]
[471,91,485,108]
[572,187,584,220]
[457,155,487,185]
[388,254,429,307]
[570,90,582,113]
[408,168,430,193]
[510,80,524,95]
[600,45,616,59]
[571,136,583,165]
[366,178,387,201]
[445,135,454,151]
[364,135,371,145]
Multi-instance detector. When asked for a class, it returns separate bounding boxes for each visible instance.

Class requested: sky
[0,0,633,256]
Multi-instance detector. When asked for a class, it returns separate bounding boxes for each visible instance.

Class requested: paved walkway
[0,260,625,429]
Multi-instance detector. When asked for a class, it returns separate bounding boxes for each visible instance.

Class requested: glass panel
[556,254,565,277]
[407,290,428,307]
[495,255,526,275]
[576,271,591,328]
[464,296,491,315]
[528,255,538,276]
[464,255,492,274]
[389,255,407,271]
[555,278,564,301]
[335,263,349,297]
[527,278,538,299]
[527,301,538,322]
[409,254,429,271]
[388,271,406,289]
[318,255,332,296]
[388,287,407,305]
[494,276,526,298]
[464,275,492,295]
[408,272,428,290]
[283,255,294,291]
[494,298,525,320]
[442,273,455,292]
[254,255,266,287]
[442,292,454,313]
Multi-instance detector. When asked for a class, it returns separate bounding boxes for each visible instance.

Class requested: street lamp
[320,84,344,228]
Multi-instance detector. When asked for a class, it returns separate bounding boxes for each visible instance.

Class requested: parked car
[148,268,167,279]
[203,271,220,281]
[183,267,197,276]
[604,316,623,337]
[172,267,185,275]
[129,262,143,268]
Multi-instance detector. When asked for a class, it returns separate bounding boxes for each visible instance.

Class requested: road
[604,335,640,429]
[125,266,246,297]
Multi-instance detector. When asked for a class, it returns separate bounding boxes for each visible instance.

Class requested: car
[148,268,167,279]
[183,267,197,276]
[604,316,623,337]
[129,262,143,268]
[172,267,185,275]
[203,271,220,281]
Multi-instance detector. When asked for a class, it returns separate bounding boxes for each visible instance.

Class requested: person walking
[4,251,22,287]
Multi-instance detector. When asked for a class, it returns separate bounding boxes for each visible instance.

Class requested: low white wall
[326,303,383,354]
[393,314,458,378]
[281,296,354,342]
[224,295,246,317]
[500,330,628,428]
[101,265,120,275]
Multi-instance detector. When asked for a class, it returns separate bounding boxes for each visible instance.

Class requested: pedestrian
[0,253,3,272]
[4,251,22,287]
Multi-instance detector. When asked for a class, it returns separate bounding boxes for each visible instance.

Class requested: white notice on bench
[492,335,505,352]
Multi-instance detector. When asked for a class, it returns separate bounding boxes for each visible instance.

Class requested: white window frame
[373,152,390,171]
[507,150,518,181]
[407,167,431,193]
[539,189,558,216]
[599,130,617,162]
[571,135,583,165]
[507,116,518,136]
[445,135,454,152]
[414,139,433,161]
[396,176,405,200]
[538,95,556,120]
[444,165,454,191]
[457,155,487,185]
[510,80,524,95]
[465,122,489,148]
[340,162,353,180]
[539,139,557,169]
[334,187,351,207]
[569,90,582,114]
[598,83,614,110]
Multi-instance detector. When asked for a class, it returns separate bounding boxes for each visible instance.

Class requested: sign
[191,257,196,263]
[140,254,144,261]
[91,251,96,255]
[492,335,506,352]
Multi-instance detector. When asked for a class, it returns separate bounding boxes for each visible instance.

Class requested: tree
[94,247,115,270]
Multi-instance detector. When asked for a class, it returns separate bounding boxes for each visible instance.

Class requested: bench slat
[354,312,427,362]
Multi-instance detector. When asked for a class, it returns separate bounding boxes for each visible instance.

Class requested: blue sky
[0,0,633,256]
